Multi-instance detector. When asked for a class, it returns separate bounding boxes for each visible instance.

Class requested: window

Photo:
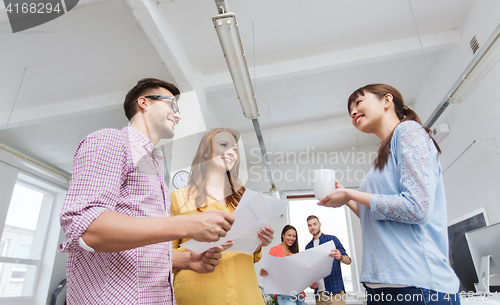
[0,182,53,298]
[16,243,32,259]
[10,268,26,283]
[288,197,355,293]
[0,240,7,256]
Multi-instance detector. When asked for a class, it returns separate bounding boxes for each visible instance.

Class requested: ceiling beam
[0,92,124,130]
[125,0,195,91]
[239,114,352,148]
[203,29,461,91]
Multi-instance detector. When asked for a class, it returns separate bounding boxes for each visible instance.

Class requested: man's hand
[309,282,318,289]
[330,249,342,260]
[188,242,227,273]
[259,268,268,277]
[187,210,235,242]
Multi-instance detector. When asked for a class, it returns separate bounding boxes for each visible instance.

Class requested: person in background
[59,78,234,305]
[306,215,350,305]
[318,83,460,304]
[260,224,306,305]
[170,128,275,305]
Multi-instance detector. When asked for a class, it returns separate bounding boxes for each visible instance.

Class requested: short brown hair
[123,78,180,121]
[307,215,319,222]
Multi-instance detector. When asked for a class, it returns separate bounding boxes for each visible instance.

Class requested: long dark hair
[347,84,440,171]
[186,128,245,211]
[281,225,299,254]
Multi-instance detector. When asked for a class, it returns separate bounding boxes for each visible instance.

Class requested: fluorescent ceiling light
[448,24,500,104]
[425,22,500,128]
[213,13,259,119]
[0,143,70,182]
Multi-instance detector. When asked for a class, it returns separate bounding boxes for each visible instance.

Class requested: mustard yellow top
[171,187,265,305]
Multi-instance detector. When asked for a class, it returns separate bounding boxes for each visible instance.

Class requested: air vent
[470,36,480,55]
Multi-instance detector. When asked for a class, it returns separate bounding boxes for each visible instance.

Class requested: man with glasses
[60,78,235,305]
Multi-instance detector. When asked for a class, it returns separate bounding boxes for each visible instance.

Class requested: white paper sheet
[182,189,287,254]
[262,241,335,296]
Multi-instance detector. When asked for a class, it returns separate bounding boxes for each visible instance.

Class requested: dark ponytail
[348,84,441,171]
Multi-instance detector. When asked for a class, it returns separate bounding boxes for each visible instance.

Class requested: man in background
[306,215,351,305]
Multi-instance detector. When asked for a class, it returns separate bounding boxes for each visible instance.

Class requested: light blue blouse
[358,121,460,293]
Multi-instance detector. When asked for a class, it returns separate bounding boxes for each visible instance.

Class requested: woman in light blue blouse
[318,84,460,304]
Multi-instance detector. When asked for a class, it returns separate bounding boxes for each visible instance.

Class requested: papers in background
[262,241,335,296]
[182,189,287,254]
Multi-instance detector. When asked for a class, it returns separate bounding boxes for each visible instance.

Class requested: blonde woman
[171,128,274,305]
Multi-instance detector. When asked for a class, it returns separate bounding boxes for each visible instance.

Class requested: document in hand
[182,189,287,254]
[262,241,335,296]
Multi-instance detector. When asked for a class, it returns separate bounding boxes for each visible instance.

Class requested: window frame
[10,268,27,283]
[0,177,56,301]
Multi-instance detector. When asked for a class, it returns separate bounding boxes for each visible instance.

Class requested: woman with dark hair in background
[317,84,460,304]
[171,128,274,305]
[260,225,306,305]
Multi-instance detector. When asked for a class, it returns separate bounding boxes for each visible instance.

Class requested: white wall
[415,1,500,225]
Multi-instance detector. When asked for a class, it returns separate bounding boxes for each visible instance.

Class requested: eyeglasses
[143,95,180,114]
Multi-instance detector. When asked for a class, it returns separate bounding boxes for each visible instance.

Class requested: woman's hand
[317,179,350,208]
[318,188,350,208]
[259,268,268,277]
[328,178,362,216]
[254,226,274,253]
[335,179,346,189]
[320,181,372,212]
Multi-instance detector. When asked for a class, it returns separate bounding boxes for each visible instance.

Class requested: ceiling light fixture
[425,22,500,128]
[213,8,259,119]
[212,0,277,190]
[0,142,71,182]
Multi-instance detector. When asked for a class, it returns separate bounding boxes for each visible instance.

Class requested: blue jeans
[277,294,306,305]
[363,285,461,305]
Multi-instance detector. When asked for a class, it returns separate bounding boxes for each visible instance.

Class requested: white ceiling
[0,0,475,174]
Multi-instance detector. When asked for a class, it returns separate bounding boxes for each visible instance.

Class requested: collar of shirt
[123,126,164,179]
[124,126,156,155]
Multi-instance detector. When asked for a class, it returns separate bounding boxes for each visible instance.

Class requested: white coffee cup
[311,169,336,199]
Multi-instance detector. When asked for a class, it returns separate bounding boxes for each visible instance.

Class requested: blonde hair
[186,128,245,210]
